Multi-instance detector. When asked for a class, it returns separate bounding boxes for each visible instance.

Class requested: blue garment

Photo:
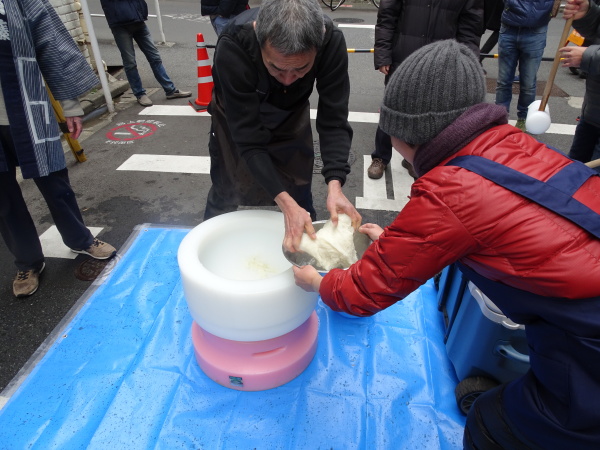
[447,155,600,448]
[495,24,548,119]
[210,15,232,36]
[0,0,98,178]
[99,0,148,28]
[109,22,176,97]
[501,0,555,29]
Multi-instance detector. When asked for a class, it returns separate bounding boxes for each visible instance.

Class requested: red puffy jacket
[320,125,600,316]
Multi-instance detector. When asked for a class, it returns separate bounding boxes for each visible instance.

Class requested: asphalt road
[0,2,588,396]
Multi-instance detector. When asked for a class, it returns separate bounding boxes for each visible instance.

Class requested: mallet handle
[585,158,600,169]
[539,18,574,111]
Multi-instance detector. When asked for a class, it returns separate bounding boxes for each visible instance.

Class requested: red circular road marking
[106,123,158,141]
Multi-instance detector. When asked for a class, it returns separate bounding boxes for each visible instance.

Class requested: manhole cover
[75,257,115,281]
[485,77,568,97]
[333,18,365,24]
[313,140,356,174]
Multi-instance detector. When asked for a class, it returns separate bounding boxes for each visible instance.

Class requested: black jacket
[201,0,248,18]
[374,0,484,74]
[100,0,148,28]
[212,8,352,194]
[573,1,600,128]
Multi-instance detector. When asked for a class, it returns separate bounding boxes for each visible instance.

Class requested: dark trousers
[568,117,600,172]
[204,183,317,222]
[370,125,392,165]
[463,385,537,450]
[0,126,92,271]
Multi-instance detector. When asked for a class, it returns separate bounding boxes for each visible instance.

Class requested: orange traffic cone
[190,33,214,112]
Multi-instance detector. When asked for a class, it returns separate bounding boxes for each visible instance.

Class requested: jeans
[0,126,93,270]
[495,24,548,119]
[110,22,176,98]
[568,117,600,172]
[210,16,231,36]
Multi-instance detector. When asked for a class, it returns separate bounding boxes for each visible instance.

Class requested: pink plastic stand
[191,312,319,391]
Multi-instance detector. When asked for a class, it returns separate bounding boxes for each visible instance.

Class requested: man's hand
[378,65,390,75]
[359,223,384,241]
[275,191,316,252]
[292,265,322,292]
[564,0,590,20]
[66,116,83,140]
[326,180,362,229]
[559,45,586,67]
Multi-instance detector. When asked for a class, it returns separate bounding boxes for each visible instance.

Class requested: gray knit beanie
[379,39,486,145]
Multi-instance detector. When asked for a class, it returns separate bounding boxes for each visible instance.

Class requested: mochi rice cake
[299,214,358,271]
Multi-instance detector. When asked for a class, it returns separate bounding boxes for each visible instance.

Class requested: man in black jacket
[200,0,249,36]
[203,0,361,252]
[99,0,191,107]
[367,0,483,180]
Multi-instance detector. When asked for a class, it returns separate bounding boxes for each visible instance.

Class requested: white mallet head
[525,100,551,135]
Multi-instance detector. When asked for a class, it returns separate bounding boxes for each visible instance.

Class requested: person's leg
[463,385,535,450]
[368,126,392,179]
[203,185,238,220]
[132,23,177,96]
[33,168,94,251]
[0,127,44,272]
[515,25,548,120]
[568,117,598,163]
[495,27,519,115]
[110,24,145,98]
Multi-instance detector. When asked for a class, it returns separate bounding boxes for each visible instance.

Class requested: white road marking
[40,226,104,259]
[139,105,210,117]
[139,105,577,134]
[356,153,413,211]
[116,154,211,174]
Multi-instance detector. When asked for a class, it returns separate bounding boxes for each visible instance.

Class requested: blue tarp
[0,226,465,449]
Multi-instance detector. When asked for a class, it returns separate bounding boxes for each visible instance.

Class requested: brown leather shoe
[401,158,418,179]
[367,158,387,179]
[13,263,45,298]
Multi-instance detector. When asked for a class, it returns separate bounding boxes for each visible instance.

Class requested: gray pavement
[0,3,589,396]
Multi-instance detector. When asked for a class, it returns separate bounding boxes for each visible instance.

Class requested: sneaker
[166,89,192,100]
[513,75,520,84]
[515,118,526,132]
[367,158,387,179]
[137,94,153,107]
[71,239,116,260]
[401,158,418,179]
[13,263,45,298]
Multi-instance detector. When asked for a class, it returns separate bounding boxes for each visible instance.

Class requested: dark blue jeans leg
[0,127,44,271]
[132,23,176,96]
[495,26,520,115]
[111,24,145,98]
[515,26,547,120]
[568,118,600,164]
[371,125,392,165]
[33,169,93,251]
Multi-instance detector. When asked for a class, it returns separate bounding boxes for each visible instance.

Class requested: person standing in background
[494,0,556,131]
[0,0,116,298]
[367,0,483,180]
[561,0,600,169]
[99,0,191,107]
[201,0,249,37]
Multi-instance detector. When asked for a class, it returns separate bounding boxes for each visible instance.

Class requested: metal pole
[79,0,114,113]
[154,0,167,44]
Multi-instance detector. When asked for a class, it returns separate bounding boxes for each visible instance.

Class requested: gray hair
[255,0,325,55]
